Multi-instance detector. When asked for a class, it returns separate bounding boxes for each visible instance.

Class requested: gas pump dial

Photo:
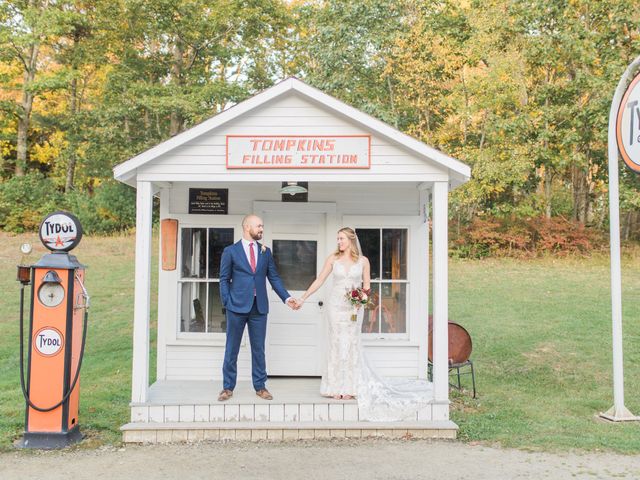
[38,282,65,307]
[37,270,65,307]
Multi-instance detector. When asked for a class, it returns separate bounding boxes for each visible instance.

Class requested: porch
[121,378,458,442]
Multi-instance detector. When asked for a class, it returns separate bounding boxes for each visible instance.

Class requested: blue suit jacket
[219,240,290,315]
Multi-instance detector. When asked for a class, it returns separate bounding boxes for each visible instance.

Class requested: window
[356,228,408,335]
[272,239,317,291]
[179,227,234,333]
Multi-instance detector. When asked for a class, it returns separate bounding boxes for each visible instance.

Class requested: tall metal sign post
[601,55,640,422]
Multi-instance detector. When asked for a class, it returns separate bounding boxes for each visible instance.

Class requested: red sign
[226,135,371,169]
[617,72,640,173]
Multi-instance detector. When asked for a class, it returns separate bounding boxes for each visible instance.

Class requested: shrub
[450,216,605,258]
[65,181,137,234]
[0,172,64,232]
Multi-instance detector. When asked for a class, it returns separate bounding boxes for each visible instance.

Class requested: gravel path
[2,439,639,480]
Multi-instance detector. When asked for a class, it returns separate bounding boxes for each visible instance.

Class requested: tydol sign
[617,71,640,173]
[33,327,64,357]
[39,211,83,252]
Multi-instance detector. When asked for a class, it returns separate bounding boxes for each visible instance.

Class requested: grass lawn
[1,232,639,452]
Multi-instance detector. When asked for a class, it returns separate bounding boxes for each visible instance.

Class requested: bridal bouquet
[345,287,372,321]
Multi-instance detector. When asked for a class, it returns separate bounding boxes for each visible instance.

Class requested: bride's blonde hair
[334,227,360,262]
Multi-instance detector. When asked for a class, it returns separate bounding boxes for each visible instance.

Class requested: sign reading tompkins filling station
[226,135,370,169]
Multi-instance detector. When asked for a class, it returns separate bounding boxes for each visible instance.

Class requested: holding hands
[286,298,305,310]
[286,298,299,310]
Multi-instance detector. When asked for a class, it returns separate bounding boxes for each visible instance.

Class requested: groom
[218,214,297,401]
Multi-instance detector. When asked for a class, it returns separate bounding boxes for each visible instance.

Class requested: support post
[432,181,449,415]
[131,181,153,403]
[417,184,430,381]
[601,55,640,422]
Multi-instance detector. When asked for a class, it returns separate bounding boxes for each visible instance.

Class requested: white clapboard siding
[163,143,417,158]
[138,93,447,178]
[165,345,252,381]
[167,183,419,216]
[144,164,435,176]
[364,346,420,378]
[164,343,420,380]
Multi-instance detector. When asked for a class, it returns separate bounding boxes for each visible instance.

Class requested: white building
[114,77,470,442]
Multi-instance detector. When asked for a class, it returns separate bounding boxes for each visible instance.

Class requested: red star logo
[55,235,64,247]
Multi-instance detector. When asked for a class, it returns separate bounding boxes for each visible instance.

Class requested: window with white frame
[356,228,408,335]
[179,227,234,333]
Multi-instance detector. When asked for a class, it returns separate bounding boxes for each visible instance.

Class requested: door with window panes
[356,228,408,336]
[179,227,235,335]
[263,212,326,376]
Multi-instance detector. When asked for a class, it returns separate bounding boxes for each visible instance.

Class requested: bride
[295,227,433,421]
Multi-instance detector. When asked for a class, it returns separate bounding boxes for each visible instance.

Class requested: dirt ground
[1,439,639,480]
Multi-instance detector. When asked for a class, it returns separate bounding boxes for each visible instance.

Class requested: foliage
[0,0,640,246]
[0,175,138,234]
[450,215,605,258]
[65,180,138,234]
[0,172,63,232]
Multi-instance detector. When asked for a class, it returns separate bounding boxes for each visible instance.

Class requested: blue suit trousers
[222,298,268,391]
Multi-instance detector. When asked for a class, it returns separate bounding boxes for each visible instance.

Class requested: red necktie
[249,242,256,272]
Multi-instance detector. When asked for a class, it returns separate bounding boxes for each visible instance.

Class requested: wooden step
[121,420,458,443]
[130,402,438,424]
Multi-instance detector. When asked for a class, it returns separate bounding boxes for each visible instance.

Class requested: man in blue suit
[218,214,296,401]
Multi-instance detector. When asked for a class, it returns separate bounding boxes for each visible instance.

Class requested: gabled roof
[113,77,471,185]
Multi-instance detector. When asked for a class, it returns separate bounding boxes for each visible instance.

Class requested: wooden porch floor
[122,378,457,443]
[140,377,353,406]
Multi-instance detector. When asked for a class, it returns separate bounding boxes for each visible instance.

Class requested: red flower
[351,290,359,298]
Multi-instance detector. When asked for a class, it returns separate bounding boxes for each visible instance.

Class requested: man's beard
[251,231,263,240]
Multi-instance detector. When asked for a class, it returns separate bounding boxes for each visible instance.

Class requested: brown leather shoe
[255,389,273,400]
[218,389,233,401]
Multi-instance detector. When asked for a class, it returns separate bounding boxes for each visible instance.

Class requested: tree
[0,0,58,176]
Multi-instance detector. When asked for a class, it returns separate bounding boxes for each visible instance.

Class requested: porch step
[130,401,440,424]
[121,420,458,443]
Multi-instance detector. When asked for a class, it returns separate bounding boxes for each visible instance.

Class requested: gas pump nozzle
[74,272,90,310]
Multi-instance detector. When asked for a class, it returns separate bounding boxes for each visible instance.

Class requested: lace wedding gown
[320,257,433,421]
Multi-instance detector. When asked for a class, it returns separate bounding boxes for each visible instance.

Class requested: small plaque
[188,189,228,214]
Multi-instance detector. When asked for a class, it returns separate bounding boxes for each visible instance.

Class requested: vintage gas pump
[17,211,89,449]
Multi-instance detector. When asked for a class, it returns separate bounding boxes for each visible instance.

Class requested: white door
[263,211,326,376]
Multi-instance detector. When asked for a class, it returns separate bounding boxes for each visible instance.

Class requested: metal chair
[427,358,476,398]
[427,317,477,398]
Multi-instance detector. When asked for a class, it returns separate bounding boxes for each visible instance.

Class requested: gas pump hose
[19,285,89,413]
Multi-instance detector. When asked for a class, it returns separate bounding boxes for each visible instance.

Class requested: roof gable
[113,77,470,185]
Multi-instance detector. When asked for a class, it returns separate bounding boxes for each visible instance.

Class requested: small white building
[114,77,470,442]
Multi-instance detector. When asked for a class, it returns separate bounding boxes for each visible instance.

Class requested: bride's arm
[362,256,371,291]
[298,255,335,305]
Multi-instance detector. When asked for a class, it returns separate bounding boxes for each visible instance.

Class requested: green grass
[0,232,158,450]
[449,255,640,452]
[1,233,639,452]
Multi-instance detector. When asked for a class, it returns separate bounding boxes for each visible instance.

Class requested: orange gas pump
[17,211,89,449]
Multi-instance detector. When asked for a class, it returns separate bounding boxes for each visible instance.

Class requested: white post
[432,181,449,417]
[601,56,640,422]
[417,185,430,380]
[131,181,153,404]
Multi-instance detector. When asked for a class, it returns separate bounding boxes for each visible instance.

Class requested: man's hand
[286,298,300,310]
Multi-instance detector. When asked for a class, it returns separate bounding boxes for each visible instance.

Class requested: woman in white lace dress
[297,227,369,399]
[296,227,433,421]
